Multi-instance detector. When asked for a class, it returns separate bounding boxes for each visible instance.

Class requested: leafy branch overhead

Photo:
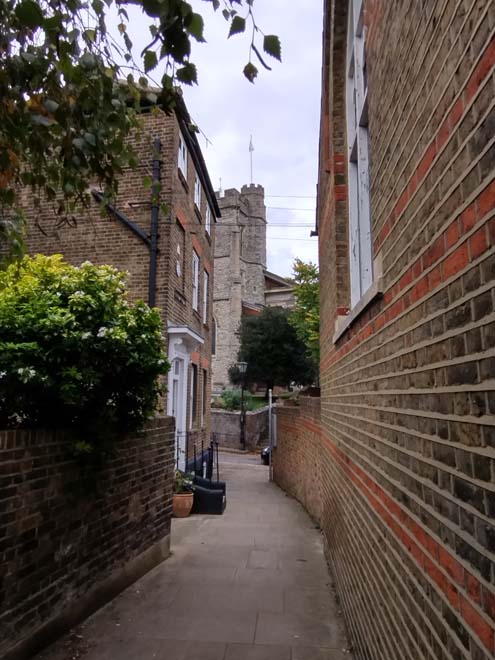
[0,0,280,257]
[224,3,281,83]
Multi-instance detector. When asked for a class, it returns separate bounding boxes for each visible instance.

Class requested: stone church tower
[212,184,267,392]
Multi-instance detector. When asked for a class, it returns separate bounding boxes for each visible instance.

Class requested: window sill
[333,276,383,343]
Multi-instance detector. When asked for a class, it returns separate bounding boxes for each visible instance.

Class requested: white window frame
[347,0,372,309]
[205,205,212,235]
[194,175,202,209]
[202,270,209,324]
[192,250,199,311]
[178,134,187,178]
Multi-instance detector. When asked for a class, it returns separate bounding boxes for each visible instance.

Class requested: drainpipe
[148,139,161,308]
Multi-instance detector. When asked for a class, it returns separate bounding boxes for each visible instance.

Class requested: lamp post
[237,361,248,451]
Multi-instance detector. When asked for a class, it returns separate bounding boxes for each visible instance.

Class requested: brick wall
[317,2,495,659]
[23,106,215,459]
[0,417,174,660]
[273,398,323,523]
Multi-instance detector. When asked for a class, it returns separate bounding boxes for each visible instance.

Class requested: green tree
[0,254,169,452]
[290,258,320,366]
[230,306,316,395]
[0,0,281,258]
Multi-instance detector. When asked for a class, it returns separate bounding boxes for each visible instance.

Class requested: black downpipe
[148,139,161,307]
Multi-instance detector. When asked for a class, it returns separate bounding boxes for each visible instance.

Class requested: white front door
[170,357,186,470]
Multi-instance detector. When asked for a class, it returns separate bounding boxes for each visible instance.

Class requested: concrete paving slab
[224,642,291,660]
[291,646,349,660]
[254,611,343,648]
[33,452,352,660]
[167,584,284,616]
[146,610,258,644]
[234,566,328,589]
[247,549,279,569]
[284,587,339,618]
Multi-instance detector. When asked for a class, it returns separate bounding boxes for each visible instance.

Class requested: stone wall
[0,417,175,660]
[272,398,323,523]
[211,406,269,450]
[317,2,495,659]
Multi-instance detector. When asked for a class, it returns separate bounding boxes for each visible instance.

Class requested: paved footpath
[37,453,351,660]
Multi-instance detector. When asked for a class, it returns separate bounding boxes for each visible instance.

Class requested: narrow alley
[36,454,350,660]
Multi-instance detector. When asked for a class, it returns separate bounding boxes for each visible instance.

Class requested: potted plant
[172,470,194,518]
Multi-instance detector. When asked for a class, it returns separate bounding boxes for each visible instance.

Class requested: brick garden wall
[317,2,495,660]
[0,417,174,660]
[273,398,323,524]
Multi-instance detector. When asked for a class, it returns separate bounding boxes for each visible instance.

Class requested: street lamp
[237,361,248,451]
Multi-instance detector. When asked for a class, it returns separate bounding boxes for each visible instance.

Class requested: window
[192,250,199,311]
[176,220,186,293]
[347,0,372,309]
[205,205,212,235]
[194,175,202,209]
[201,369,207,427]
[202,271,209,324]
[212,318,217,356]
[190,363,198,429]
[178,134,187,178]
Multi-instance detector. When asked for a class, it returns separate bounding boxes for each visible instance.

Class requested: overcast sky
[126,2,322,277]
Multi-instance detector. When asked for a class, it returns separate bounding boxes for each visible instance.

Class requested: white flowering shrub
[0,255,169,449]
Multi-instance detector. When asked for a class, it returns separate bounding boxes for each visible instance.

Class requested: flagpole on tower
[249,135,254,184]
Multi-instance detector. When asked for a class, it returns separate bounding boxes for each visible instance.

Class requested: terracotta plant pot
[173,492,194,518]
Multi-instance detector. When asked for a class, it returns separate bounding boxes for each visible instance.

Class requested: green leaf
[15,0,43,29]
[243,62,258,83]
[228,15,245,37]
[21,52,36,63]
[212,0,220,9]
[80,52,96,68]
[44,99,59,113]
[263,35,281,61]
[143,175,152,189]
[84,132,96,147]
[187,13,205,42]
[176,62,197,85]
[84,28,96,42]
[123,32,133,51]
[144,50,158,72]
[30,114,56,127]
